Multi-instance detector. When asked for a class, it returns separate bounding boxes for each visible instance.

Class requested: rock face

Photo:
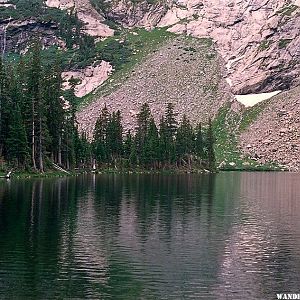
[45,0,114,37]
[62,61,113,97]
[239,86,300,171]
[4,0,299,95]
[0,18,64,54]
[54,0,300,94]
[114,0,300,95]
[77,36,235,137]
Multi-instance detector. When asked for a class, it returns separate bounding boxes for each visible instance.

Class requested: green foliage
[239,101,269,132]
[278,39,292,49]
[198,38,213,48]
[0,42,92,172]
[96,39,133,70]
[0,0,80,34]
[207,118,216,170]
[1,0,99,71]
[5,104,29,166]
[92,102,216,171]
[90,0,111,16]
[176,115,194,158]
[259,40,272,51]
[195,123,204,158]
[135,103,151,161]
[213,104,282,171]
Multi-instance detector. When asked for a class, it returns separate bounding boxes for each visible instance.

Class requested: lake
[0,173,299,299]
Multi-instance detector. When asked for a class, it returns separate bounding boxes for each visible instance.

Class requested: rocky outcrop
[164,1,300,94]
[0,18,64,54]
[239,86,300,171]
[62,61,113,97]
[45,0,114,37]
[77,36,235,137]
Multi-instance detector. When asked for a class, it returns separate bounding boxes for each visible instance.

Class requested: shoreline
[0,165,286,179]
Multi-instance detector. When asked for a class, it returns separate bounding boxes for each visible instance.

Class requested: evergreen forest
[0,42,216,174]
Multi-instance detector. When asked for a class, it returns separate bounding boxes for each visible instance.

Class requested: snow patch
[235,91,281,107]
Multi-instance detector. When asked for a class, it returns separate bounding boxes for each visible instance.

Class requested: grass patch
[213,105,241,164]
[239,100,269,132]
[213,104,282,171]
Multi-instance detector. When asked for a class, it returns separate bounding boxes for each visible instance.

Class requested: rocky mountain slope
[239,86,300,171]
[77,34,236,137]
[43,0,300,95]
[2,0,298,94]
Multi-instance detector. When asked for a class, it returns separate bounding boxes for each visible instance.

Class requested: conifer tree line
[0,41,216,173]
[92,103,216,171]
[0,41,91,172]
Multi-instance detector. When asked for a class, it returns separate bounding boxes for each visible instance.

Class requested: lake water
[0,173,299,299]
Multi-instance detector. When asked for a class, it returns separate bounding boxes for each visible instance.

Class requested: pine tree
[144,118,160,168]
[62,92,77,170]
[176,114,194,165]
[106,110,123,162]
[165,102,177,140]
[123,130,133,159]
[0,59,11,159]
[158,116,168,164]
[207,118,216,171]
[136,103,151,161]
[75,132,91,168]
[129,138,138,166]
[93,104,109,164]
[45,60,65,165]
[163,103,177,164]
[195,122,204,159]
[6,104,29,167]
[115,110,123,157]
[26,40,44,171]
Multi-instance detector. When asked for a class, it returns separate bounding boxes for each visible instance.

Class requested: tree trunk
[58,135,62,165]
[32,100,37,171]
[38,117,43,172]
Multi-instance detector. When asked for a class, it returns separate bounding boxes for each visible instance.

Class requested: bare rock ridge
[77,36,235,137]
[47,0,300,95]
[239,86,300,171]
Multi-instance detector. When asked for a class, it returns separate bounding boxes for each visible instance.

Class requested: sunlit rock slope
[239,86,300,171]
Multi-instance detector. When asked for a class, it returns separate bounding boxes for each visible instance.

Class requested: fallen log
[52,163,71,175]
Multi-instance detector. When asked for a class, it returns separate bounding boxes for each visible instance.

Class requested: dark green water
[0,173,299,299]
